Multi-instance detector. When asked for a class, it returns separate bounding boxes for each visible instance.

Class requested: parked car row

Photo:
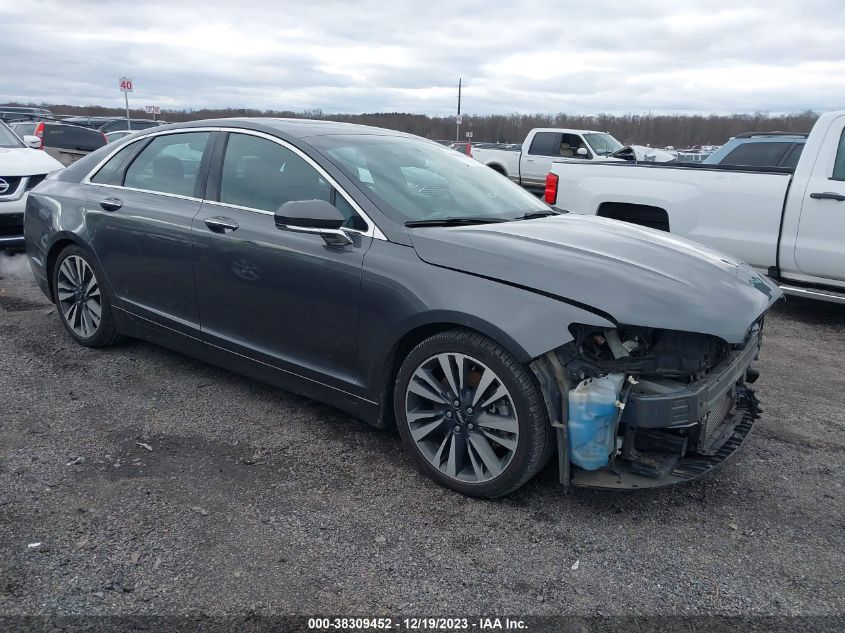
[61,116,166,134]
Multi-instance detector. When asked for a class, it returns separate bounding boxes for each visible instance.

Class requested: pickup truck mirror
[23,135,42,149]
[577,147,589,157]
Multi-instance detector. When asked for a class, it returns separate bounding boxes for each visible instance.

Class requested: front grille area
[703,392,733,443]
[26,174,46,190]
[0,176,22,196]
[0,212,24,237]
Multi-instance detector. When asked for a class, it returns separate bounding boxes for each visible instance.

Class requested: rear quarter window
[43,125,106,152]
[90,141,145,185]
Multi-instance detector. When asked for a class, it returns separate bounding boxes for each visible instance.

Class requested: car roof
[725,134,807,145]
[152,117,417,140]
[732,131,809,139]
[727,135,807,145]
[530,128,606,135]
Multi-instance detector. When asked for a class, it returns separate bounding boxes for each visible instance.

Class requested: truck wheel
[52,245,124,348]
[394,329,553,498]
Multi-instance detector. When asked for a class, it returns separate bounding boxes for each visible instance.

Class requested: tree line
[19,102,821,148]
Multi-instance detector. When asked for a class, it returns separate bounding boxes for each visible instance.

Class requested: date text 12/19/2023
[307,617,528,630]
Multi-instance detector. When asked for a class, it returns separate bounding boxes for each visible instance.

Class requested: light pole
[455,77,462,142]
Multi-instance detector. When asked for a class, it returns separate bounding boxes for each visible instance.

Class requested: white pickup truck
[472,128,673,195]
[546,111,845,303]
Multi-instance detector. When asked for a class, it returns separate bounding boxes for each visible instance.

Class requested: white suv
[0,121,63,247]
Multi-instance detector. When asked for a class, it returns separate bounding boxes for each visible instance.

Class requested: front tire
[394,329,553,498]
[52,244,123,347]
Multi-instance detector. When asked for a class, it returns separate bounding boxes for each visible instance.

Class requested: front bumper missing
[621,327,760,430]
[0,185,30,247]
[0,212,24,247]
[572,386,759,489]
[531,325,765,491]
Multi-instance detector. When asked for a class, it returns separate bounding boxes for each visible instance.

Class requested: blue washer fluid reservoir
[567,373,626,470]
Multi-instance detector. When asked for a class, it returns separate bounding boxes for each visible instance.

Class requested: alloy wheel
[404,353,519,483]
[56,255,102,338]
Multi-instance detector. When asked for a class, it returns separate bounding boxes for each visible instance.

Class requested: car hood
[0,146,64,176]
[409,214,782,344]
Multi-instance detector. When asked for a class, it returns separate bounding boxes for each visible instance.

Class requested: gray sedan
[24,118,780,497]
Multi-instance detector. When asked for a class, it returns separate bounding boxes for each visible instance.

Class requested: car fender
[358,240,615,402]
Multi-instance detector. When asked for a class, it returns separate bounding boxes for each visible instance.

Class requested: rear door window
[42,125,107,152]
[719,141,791,167]
[527,132,561,156]
[124,132,210,197]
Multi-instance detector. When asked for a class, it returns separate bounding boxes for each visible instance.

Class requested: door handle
[99,197,123,212]
[525,159,534,163]
[205,216,239,233]
[810,192,845,202]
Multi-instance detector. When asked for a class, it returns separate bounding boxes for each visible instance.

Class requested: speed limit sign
[119,77,133,93]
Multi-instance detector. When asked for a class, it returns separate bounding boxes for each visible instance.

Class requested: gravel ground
[0,251,843,621]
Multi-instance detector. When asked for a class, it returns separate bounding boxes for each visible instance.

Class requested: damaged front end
[532,322,765,490]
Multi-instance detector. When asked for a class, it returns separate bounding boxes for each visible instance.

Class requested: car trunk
[42,125,106,166]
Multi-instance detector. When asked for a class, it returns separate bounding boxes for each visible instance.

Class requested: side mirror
[274,199,352,246]
[576,147,589,157]
[23,135,42,149]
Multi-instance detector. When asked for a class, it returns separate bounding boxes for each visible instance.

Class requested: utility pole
[456,77,462,142]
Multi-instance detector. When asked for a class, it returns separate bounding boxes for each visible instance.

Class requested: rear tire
[394,328,553,498]
[52,244,124,348]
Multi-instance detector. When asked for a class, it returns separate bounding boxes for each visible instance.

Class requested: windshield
[308,134,550,223]
[0,122,24,148]
[583,132,624,156]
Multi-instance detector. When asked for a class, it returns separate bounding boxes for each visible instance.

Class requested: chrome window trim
[81,126,386,240]
[94,182,203,203]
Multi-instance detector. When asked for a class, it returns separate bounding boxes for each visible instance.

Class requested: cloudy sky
[1,0,843,115]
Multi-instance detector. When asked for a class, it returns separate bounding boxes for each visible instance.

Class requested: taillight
[466,143,473,158]
[34,122,44,149]
[101,132,108,145]
[544,172,558,204]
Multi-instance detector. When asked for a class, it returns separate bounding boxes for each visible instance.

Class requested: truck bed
[552,160,794,273]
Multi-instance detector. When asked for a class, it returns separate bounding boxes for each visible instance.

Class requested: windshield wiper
[404,217,510,227]
[515,210,561,220]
